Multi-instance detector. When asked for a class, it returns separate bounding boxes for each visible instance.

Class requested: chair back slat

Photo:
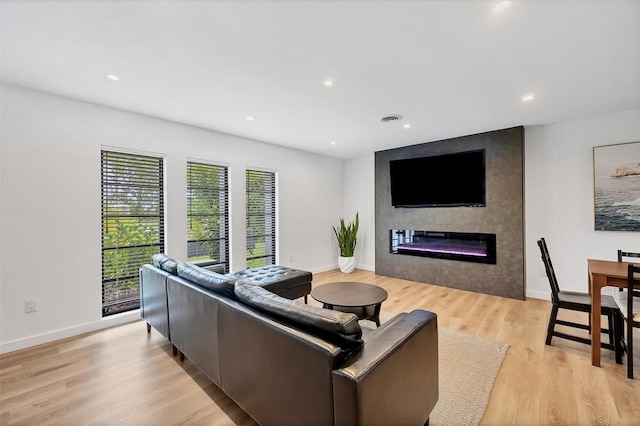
[627,264,640,326]
[538,238,560,303]
[629,263,640,298]
[618,250,640,262]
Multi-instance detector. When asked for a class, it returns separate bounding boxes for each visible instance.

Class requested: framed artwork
[593,141,640,231]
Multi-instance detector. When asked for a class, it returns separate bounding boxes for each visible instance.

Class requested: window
[101,150,164,316]
[187,161,229,272]
[246,169,276,267]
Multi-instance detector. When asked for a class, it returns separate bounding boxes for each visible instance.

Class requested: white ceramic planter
[338,256,355,273]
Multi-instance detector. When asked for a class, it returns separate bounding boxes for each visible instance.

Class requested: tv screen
[389,149,486,207]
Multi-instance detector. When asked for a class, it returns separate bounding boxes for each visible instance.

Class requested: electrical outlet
[539,267,546,277]
[25,299,37,313]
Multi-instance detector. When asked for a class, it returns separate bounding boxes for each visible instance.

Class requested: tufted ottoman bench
[226,265,312,303]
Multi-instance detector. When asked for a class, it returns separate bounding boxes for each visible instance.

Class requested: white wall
[345,108,640,300]
[524,109,640,299]
[0,84,344,353]
[344,153,375,271]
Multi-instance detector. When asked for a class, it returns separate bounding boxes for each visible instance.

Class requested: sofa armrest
[332,309,438,426]
[190,259,226,274]
[139,265,172,340]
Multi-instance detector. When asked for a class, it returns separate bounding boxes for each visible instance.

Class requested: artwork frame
[593,141,640,231]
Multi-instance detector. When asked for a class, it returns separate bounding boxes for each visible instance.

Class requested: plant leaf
[333,211,359,257]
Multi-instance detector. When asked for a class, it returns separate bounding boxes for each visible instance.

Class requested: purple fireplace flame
[390,230,497,264]
[396,243,487,257]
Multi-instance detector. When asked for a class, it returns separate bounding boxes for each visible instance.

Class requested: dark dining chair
[616,251,640,297]
[614,264,640,379]
[538,238,623,363]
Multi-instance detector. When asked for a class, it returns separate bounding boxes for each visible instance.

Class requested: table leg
[371,303,382,327]
[590,273,602,367]
[587,269,592,333]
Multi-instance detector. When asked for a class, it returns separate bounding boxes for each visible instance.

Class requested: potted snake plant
[332,212,359,273]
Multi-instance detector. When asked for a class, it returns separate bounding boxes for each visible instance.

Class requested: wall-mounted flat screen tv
[389,149,486,208]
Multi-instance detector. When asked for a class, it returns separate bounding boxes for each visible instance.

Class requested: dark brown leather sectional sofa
[140,255,439,425]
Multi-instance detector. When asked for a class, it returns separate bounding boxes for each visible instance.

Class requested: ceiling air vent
[381,114,403,123]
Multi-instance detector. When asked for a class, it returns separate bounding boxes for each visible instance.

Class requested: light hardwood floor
[1,269,639,425]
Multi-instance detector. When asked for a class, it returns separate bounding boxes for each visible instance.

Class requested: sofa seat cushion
[152,253,181,275]
[234,281,363,353]
[226,265,312,294]
[177,262,236,299]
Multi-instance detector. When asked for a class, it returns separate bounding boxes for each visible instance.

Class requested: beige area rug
[360,316,509,426]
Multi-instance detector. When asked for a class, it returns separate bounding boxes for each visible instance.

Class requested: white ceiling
[2,0,639,159]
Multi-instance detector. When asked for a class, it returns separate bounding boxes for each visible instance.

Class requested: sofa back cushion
[177,262,236,299]
[234,281,363,353]
[152,253,180,275]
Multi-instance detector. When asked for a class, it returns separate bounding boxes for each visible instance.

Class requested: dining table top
[588,258,640,280]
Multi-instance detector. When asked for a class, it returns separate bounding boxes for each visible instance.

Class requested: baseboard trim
[0,310,142,355]
[526,287,617,301]
[310,264,339,274]
[310,263,375,275]
[357,264,375,272]
[526,289,550,301]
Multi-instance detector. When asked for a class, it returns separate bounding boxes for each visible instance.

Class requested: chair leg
[627,320,633,379]
[146,323,151,333]
[614,312,624,365]
[546,304,559,346]
[607,313,615,346]
[606,312,620,363]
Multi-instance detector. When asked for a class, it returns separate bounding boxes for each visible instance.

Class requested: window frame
[245,168,278,268]
[186,160,230,273]
[101,148,165,317]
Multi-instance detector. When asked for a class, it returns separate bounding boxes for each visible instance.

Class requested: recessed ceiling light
[403,123,411,129]
[106,74,119,81]
[246,116,254,121]
[330,141,337,145]
[323,80,334,87]
[494,1,511,13]
[522,94,535,102]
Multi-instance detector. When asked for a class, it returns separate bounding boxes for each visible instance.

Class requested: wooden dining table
[588,258,639,367]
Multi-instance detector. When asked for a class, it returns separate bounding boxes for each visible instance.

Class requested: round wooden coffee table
[311,282,388,327]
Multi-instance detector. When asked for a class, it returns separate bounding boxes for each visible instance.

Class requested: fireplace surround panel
[374,126,524,300]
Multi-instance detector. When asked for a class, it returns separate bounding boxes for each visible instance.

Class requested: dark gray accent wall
[375,126,525,300]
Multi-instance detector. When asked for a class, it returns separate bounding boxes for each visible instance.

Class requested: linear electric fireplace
[390,229,497,264]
